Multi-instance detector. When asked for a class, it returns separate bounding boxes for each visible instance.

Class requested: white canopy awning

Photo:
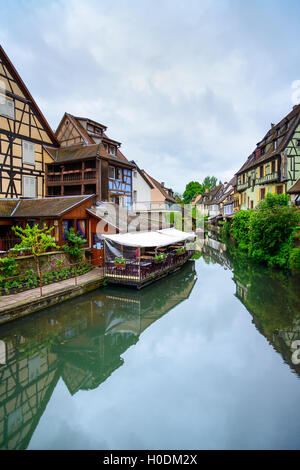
[102,228,195,248]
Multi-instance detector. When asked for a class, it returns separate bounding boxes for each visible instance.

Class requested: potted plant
[154,253,167,264]
[114,257,126,268]
[176,247,186,256]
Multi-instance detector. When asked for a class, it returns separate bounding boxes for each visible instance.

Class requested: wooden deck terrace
[104,249,194,289]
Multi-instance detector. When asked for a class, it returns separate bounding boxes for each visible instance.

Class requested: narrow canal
[0,237,300,450]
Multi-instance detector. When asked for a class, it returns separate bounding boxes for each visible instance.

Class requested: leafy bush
[289,247,300,272]
[231,194,300,269]
[0,257,18,277]
[63,228,86,261]
[249,204,299,267]
[257,193,290,209]
[231,210,253,251]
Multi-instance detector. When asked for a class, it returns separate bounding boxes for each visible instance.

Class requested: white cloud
[1,0,298,192]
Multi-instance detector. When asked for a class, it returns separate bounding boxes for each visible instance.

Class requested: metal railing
[0,257,104,298]
[104,250,193,283]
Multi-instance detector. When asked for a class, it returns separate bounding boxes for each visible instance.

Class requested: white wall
[132,170,152,211]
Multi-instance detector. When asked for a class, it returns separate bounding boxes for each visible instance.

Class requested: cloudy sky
[0,0,299,193]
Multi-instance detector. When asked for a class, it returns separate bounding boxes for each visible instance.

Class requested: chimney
[161,182,165,187]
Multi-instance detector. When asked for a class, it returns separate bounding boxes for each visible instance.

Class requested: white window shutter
[0,96,14,119]
[23,176,36,197]
[22,140,35,165]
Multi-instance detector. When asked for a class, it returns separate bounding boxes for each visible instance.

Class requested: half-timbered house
[0,45,59,199]
[46,113,134,206]
[235,104,300,210]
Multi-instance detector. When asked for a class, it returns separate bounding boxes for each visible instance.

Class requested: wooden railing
[0,238,21,253]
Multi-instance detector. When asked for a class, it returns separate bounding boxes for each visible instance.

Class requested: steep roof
[236,105,300,175]
[54,113,130,165]
[45,142,134,167]
[130,161,154,189]
[141,171,176,203]
[0,45,59,147]
[1,195,94,218]
[288,178,300,194]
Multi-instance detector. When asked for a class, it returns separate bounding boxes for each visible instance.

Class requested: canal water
[0,237,300,450]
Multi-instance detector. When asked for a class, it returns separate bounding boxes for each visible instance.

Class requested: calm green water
[0,238,300,450]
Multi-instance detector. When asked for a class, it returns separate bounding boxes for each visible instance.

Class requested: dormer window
[95,128,102,134]
[109,146,116,156]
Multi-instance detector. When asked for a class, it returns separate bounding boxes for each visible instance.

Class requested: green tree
[203,176,218,190]
[182,181,204,204]
[63,227,86,261]
[173,192,183,204]
[12,224,58,278]
[249,203,300,267]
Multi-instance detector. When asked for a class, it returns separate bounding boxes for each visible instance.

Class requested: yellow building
[0,45,58,198]
[235,104,300,210]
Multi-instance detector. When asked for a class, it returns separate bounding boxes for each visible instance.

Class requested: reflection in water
[0,261,197,450]
[202,235,300,377]
[1,236,300,450]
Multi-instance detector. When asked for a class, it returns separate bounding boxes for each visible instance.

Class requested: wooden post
[75,263,78,285]
[103,240,106,276]
[138,247,141,281]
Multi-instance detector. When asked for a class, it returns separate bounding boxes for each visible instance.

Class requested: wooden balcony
[47,169,97,185]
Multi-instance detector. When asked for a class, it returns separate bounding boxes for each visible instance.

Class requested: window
[260,188,266,200]
[23,176,36,197]
[109,166,115,179]
[104,143,108,152]
[62,219,74,241]
[95,128,102,134]
[22,140,35,165]
[27,219,37,228]
[93,233,103,250]
[296,140,300,147]
[259,166,264,178]
[271,160,276,174]
[109,146,116,156]
[76,219,86,239]
[0,95,14,119]
[116,168,122,180]
[276,185,283,195]
[133,190,137,202]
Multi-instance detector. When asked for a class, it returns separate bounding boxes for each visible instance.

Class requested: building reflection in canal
[0,261,197,450]
[202,235,300,378]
